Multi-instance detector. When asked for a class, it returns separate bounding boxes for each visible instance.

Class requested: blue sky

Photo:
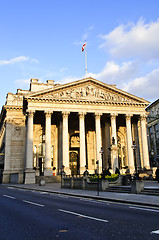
[0,0,159,110]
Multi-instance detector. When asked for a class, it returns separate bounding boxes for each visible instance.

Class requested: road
[0,186,159,240]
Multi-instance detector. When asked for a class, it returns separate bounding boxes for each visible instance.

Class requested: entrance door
[39,157,44,176]
[69,151,79,175]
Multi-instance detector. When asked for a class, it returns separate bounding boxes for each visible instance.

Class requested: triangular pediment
[26,77,149,105]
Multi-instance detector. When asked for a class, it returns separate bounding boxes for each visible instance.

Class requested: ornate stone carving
[12,118,25,126]
[39,84,133,103]
[13,126,21,138]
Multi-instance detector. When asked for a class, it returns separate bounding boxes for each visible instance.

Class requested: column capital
[44,111,53,117]
[140,113,148,121]
[62,111,70,117]
[78,112,86,118]
[94,112,103,118]
[26,110,35,117]
[126,114,133,121]
[110,113,118,119]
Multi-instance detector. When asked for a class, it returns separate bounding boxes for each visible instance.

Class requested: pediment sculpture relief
[39,85,133,102]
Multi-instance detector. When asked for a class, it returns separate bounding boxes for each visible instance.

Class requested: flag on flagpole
[82,42,86,52]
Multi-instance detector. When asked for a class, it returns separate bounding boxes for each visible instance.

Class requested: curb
[2,184,159,209]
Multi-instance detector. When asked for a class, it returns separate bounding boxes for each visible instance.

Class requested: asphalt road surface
[0,186,159,240]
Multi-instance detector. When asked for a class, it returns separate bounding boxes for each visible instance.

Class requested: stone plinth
[131,180,144,194]
[24,169,35,184]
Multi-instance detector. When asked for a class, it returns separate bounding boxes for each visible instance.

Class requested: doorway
[69,151,79,175]
[39,157,44,176]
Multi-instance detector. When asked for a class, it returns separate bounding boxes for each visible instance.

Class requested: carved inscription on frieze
[42,85,132,102]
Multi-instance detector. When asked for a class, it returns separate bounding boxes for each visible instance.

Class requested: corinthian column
[95,112,102,173]
[44,111,53,176]
[110,113,118,172]
[140,114,150,169]
[126,114,134,173]
[110,113,118,145]
[62,111,71,175]
[79,112,86,174]
[25,110,35,184]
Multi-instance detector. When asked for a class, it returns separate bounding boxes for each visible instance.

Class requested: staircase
[108,186,131,193]
[107,185,159,196]
[140,188,159,196]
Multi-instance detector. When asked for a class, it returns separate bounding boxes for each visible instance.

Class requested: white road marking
[129,206,159,213]
[80,198,109,205]
[151,230,159,234]
[23,200,44,207]
[40,192,49,195]
[80,198,93,202]
[50,193,68,198]
[57,195,68,198]
[7,187,14,189]
[58,209,108,222]
[3,195,15,200]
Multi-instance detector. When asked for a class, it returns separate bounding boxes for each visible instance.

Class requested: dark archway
[69,133,80,175]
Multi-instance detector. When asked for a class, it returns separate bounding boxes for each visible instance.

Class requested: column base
[111,145,118,173]
[2,170,10,183]
[24,169,35,184]
[44,168,53,176]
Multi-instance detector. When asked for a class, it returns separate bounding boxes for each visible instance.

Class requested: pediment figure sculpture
[26,77,149,104]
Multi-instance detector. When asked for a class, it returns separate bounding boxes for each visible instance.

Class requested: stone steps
[108,186,131,193]
[140,188,159,196]
[108,186,159,196]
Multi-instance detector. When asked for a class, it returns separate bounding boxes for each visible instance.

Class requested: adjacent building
[146,99,159,167]
[0,77,150,184]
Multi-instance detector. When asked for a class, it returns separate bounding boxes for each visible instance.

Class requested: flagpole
[85,40,87,78]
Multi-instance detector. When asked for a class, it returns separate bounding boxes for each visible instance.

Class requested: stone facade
[146,99,159,167]
[0,77,150,184]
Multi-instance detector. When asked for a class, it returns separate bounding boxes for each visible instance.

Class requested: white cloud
[0,56,29,65]
[121,68,159,101]
[0,56,39,66]
[89,61,138,84]
[99,18,159,60]
[86,60,158,102]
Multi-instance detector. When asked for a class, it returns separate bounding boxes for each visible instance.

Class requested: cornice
[26,97,148,107]
[4,105,23,111]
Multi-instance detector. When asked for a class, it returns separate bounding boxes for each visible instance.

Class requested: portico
[0,77,150,183]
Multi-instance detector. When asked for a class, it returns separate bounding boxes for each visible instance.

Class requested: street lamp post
[96,160,99,196]
[61,165,65,188]
[132,141,138,179]
[99,147,104,172]
[150,150,155,167]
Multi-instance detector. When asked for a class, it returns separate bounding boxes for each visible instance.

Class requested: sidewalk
[2,181,159,208]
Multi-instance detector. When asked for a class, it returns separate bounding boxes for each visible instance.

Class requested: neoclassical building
[0,77,150,184]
